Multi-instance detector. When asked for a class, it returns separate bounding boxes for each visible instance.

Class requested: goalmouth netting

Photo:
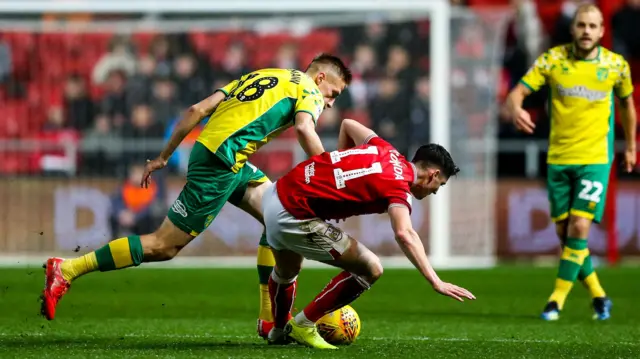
[0,1,511,269]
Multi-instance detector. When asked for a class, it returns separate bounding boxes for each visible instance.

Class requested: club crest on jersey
[389,150,405,180]
[596,67,609,82]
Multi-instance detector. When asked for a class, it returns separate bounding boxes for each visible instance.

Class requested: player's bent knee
[365,257,384,284]
[568,215,591,237]
[555,221,567,243]
[272,249,303,279]
[274,263,301,280]
[141,218,195,261]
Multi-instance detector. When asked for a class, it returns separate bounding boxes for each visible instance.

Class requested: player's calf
[139,218,194,261]
[293,240,381,328]
[267,249,303,343]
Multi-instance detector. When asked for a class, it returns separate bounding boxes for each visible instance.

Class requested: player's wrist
[157,154,170,165]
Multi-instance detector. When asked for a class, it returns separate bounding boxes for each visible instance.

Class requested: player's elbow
[394,228,416,247]
[187,105,208,119]
[341,118,357,130]
[294,118,315,136]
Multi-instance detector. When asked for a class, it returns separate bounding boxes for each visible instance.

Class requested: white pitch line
[0,332,637,346]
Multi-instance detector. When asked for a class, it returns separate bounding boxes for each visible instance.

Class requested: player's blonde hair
[572,4,604,26]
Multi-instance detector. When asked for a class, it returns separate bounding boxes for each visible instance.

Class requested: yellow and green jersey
[520,44,634,165]
[197,68,324,172]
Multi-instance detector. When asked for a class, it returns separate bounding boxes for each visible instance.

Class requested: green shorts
[167,141,269,236]
[547,164,611,223]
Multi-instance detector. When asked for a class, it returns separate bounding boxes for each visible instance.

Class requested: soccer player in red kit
[261,119,476,349]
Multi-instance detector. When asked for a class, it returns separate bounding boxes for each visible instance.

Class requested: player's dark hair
[411,144,460,178]
[306,53,352,85]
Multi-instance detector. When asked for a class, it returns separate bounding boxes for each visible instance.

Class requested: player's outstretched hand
[433,281,476,302]
[513,108,535,134]
[623,148,636,173]
[141,157,167,188]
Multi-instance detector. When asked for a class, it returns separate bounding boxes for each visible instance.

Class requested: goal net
[0,1,510,268]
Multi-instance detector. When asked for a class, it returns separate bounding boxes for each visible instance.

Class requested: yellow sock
[60,236,144,282]
[548,239,588,310]
[583,273,606,298]
[60,253,99,282]
[259,284,273,322]
[257,241,275,322]
[548,278,573,309]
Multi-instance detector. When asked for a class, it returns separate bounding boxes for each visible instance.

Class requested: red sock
[302,271,370,322]
[268,271,297,329]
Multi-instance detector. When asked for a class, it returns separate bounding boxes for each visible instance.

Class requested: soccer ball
[316,305,361,345]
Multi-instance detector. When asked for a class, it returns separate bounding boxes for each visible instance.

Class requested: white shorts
[262,183,351,261]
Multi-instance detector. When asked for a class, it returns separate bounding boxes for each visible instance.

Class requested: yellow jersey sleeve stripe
[519,79,535,92]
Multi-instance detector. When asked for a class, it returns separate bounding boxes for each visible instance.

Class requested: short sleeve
[387,190,413,214]
[366,136,392,149]
[295,83,324,125]
[615,59,634,100]
[520,52,550,92]
[216,79,239,97]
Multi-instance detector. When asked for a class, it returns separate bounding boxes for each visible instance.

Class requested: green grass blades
[1,267,639,358]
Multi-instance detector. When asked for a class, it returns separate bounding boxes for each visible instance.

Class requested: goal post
[0,0,511,269]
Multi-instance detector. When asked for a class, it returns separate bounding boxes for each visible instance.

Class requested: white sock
[293,311,315,328]
[268,327,285,341]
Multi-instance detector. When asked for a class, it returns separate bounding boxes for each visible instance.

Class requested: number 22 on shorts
[578,179,603,203]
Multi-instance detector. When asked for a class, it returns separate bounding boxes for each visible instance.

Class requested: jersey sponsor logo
[556,84,608,101]
[389,150,405,180]
[171,199,188,218]
[305,162,315,184]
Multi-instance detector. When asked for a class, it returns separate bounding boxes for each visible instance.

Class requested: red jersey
[276,136,416,220]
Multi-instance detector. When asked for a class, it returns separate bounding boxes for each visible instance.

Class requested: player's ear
[316,72,326,85]
[429,168,441,183]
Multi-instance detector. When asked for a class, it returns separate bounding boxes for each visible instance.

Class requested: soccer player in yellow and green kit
[507,5,637,321]
[40,54,352,338]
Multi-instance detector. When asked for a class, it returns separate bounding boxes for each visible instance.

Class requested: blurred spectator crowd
[0,20,435,177]
[0,0,639,179]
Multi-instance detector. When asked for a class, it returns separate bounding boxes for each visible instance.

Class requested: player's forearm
[395,229,441,286]
[159,107,207,161]
[620,101,637,150]
[506,90,525,115]
[296,126,325,157]
[159,92,226,161]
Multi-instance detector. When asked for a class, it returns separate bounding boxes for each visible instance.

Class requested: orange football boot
[40,257,70,320]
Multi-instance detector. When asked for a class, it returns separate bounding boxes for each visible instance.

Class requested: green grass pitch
[1,266,639,358]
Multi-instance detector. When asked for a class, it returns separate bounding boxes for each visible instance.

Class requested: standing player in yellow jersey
[507,5,637,321]
[40,54,352,333]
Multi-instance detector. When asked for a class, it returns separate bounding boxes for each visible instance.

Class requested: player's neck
[571,44,600,61]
